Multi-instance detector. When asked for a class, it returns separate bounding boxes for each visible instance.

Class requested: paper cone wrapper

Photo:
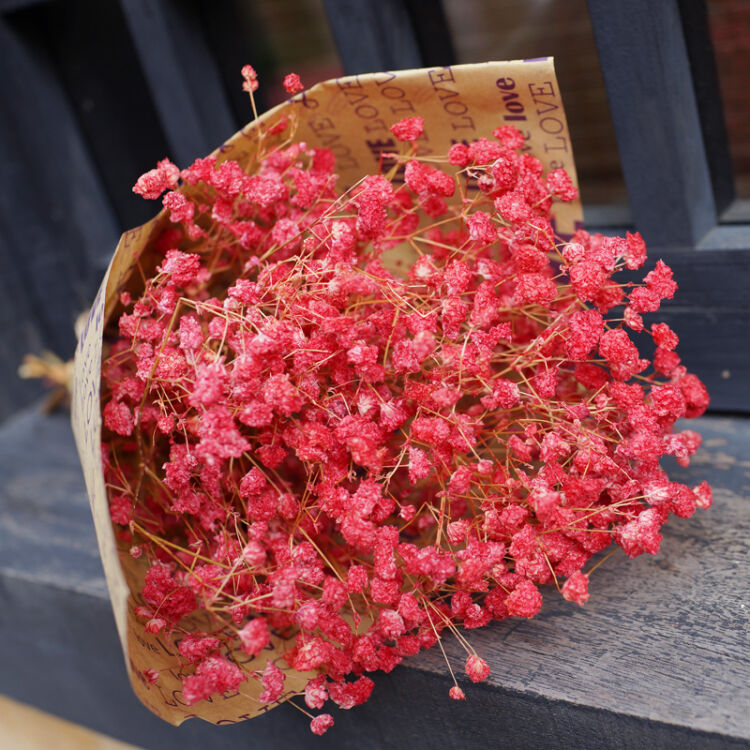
[71,59,582,725]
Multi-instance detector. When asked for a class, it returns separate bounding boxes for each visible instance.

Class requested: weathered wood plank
[652,248,750,309]
[411,414,750,741]
[0,407,748,747]
[642,308,749,413]
[0,232,47,423]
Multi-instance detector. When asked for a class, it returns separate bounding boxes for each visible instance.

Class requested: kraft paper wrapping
[71,59,583,726]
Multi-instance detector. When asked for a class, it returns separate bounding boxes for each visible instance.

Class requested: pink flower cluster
[102,104,711,735]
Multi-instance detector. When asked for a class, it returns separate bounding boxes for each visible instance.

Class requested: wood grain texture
[409,414,750,740]
[585,0,750,413]
[36,0,176,232]
[0,406,107,598]
[0,407,748,748]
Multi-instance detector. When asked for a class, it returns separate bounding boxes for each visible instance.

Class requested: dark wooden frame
[584,0,750,414]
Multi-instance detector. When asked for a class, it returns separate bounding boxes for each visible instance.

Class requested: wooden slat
[0,232,46,423]
[412,414,750,744]
[587,0,718,247]
[645,308,749,413]
[193,0,273,122]
[678,0,737,216]
[644,248,750,414]
[401,0,456,68]
[0,13,120,419]
[321,0,423,74]
[36,0,175,231]
[0,16,119,309]
[1,407,748,747]
[118,0,238,165]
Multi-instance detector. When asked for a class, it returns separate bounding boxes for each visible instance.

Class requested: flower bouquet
[72,60,711,735]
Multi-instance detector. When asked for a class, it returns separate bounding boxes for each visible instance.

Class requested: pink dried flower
[310,714,334,735]
[561,571,590,606]
[283,73,304,95]
[102,85,713,735]
[182,656,245,705]
[241,64,259,93]
[506,580,543,618]
[390,116,424,142]
[133,158,179,199]
[465,654,490,683]
[304,675,328,709]
[259,661,285,703]
[493,124,525,149]
[238,618,270,657]
[546,168,578,202]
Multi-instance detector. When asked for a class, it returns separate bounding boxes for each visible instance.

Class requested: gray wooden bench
[1,405,747,749]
